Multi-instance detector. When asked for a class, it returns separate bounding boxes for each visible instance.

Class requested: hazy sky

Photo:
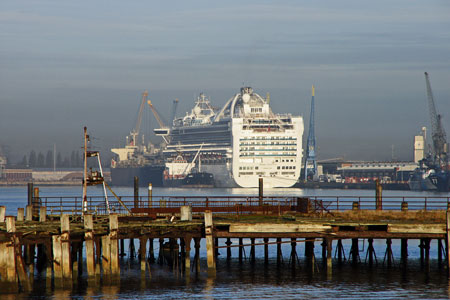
[1,0,450,163]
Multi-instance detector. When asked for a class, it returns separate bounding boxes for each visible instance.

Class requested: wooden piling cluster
[1,202,450,293]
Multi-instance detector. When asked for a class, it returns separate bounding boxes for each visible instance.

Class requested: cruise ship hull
[110,165,165,187]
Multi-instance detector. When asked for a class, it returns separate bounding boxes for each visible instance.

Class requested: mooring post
[0,206,5,222]
[148,183,153,208]
[204,211,216,271]
[376,179,383,210]
[27,182,34,206]
[84,214,95,277]
[109,214,120,277]
[134,176,139,208]
[17,208,24,222]
[259,177,263,206]
[39,207,46,222]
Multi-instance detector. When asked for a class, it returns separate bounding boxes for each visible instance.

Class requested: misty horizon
[1,1,449,165]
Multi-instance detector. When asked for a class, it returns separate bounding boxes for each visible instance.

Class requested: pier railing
[36,195,450,216]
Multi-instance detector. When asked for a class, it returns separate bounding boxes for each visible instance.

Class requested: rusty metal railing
[37,195,450,216]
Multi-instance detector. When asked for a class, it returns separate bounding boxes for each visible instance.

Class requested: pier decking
[1,188,450,293]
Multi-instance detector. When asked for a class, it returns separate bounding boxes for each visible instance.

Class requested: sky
[1,0,450,163]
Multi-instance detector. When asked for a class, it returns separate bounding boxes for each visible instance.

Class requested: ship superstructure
[160,87,304,188]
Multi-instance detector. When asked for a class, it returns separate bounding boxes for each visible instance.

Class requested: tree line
[19,150,83,168]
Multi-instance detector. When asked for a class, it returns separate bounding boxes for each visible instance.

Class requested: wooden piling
[26,205,33,221]
[139,237,147,274]
[149,238,155,263]
[52,235,63,284]
[0,206,5,223]
[204,211,215,271]
[109,214,120,277]
[250,238,256,264]
[226,238,232,260]
[366,238,376,266]
[239,238,244,263]
[438,239,443,266]
[401,238,408,266]
[194,237,201,273]
[5,217,18,285]
[84,214,96,277]
[376,179,383,210]
[276,238,283,264]
[17,208,24,222]
[7,216,31,292]
[61,215,72,280]
[39,207,46,222]
[184,236,192,274]
[350,238,359,265]
[424,238,430,270]
[384,238,394,268]
[264,238,269,264]
[326,238,332,276]
[134,176,139,208]
[101,235,111,277]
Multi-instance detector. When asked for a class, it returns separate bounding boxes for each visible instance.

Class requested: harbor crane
[171,98,179,124]
[147,100,170,143]
[303,85,318,181]
[425,72,448,170]
[129,90,148,147]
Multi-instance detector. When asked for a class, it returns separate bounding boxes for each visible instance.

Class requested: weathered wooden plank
[388,224,445,234]
[229,223,332,233]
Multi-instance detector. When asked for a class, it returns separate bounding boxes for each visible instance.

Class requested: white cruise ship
[157,87,304,188]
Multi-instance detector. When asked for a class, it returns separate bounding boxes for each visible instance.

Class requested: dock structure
[1,189,450,292]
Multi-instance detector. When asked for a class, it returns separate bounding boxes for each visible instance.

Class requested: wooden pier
[1,189,450,293]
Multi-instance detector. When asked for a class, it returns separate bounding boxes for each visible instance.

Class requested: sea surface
[1,186,450,299]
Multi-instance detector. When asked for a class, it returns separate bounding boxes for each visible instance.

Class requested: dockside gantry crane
[147,100,170,143]
[425,72,448,170]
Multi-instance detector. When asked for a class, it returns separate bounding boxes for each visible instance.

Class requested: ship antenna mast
[303,85,318,181]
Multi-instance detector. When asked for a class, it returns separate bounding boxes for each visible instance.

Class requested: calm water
[1,186,450,299]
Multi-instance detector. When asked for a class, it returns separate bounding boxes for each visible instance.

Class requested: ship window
[255,166,258,170]
[277,166,280,169]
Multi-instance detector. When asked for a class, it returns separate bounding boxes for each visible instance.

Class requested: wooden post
[39,207,47,222]
[17,208,24,222]
[326,238,332,276]
[61,214,72,280]
[350,238,359,265]
[277,238,283,265]
[194,237,201,273]
[226,238,232,260]
[204,211,215,271]
[239,238,243,263]
[27,182,34,206]
[149,238,155,263]
[184,236,192,274]
[376,179,383,210]
[52,235,63,285]
[424,238,430,270]
[401,238,408,267]
[8,217,32,292]
[367,238,375,267]
[264,238,269,264]
[0,206,5,222]
[102,235,111,277]
[337,239,344,264]
[109,214,120,277]
[148,183,152,208]
[134,176,139,208]
[250,238,256,264]
[139,237,147,274]
[181,206,192,221]
[5,217,17,285]
[44,241,52,288]
[84,214,95,277]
